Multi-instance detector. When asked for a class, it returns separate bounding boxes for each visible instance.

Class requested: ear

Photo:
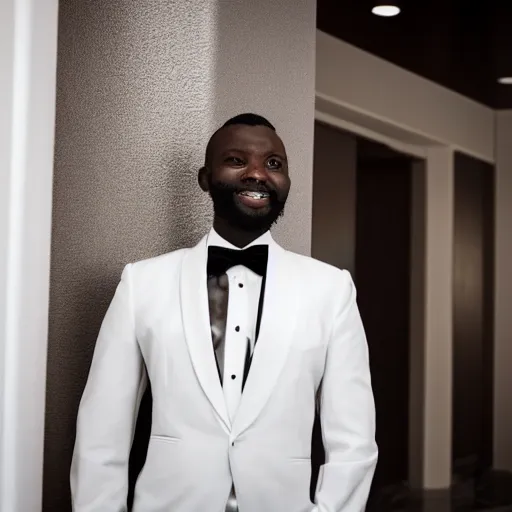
[198,166,210,192]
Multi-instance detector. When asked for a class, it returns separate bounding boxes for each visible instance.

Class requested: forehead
[211,124,287,156]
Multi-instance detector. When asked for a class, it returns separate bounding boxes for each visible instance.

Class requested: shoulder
[129,247,187,273]
[122,245,192,287]
[278,251,356,327]
[281,250,355,310]
[283,251,357,323]
[283,250,352,288]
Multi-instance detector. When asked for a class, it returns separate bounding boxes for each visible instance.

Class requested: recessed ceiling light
[498,77,512,85]
[372,5,401,17]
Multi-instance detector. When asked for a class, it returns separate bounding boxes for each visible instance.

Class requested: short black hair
[204,113,276,167]
[222,113,275,131]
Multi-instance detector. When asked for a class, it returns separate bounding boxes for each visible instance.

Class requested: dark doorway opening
[452,153,495,481]
[355,139,414,503]
[311,124,417,506]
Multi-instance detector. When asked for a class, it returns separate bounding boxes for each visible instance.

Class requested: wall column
[45,1,316,509]
[410,147,454,492]
[213,0,316,255]
[423,147,454,488]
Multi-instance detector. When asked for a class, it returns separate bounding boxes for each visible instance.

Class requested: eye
[224,156,245,166]
[266,157,283,170]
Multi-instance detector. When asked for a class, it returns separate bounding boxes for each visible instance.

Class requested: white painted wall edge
[0,1,59,511]
[316,30,495,163]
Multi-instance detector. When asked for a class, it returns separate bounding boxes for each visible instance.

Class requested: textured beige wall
[44,0,316,510]
[494,110,512,470]
[213,0,316,254]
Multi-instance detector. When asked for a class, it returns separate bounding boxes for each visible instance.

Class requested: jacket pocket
[149,434,181,444]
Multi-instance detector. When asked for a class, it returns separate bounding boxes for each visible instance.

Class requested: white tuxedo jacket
[70,234,377,512]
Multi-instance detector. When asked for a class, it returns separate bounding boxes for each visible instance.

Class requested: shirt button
[235,326,240,332]
[231,374,236,380]
[238,283,244,288]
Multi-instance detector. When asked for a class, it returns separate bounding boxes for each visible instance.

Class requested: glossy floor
[381,501,512,512]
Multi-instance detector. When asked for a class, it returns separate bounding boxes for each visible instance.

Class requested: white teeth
[240,191,269,199]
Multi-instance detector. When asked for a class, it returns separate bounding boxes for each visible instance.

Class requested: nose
[243,161,268,182]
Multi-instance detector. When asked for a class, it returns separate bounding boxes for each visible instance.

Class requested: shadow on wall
[45,271,117,510]
[45,144,210,510]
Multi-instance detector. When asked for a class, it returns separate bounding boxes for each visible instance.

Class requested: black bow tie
[207,245,269,277]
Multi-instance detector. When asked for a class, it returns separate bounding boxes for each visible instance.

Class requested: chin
[213,196,285,231]
[236,204,271,217]
[233,211,283,232]
[233,217,272,232]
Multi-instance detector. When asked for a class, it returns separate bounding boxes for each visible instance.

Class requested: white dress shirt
[206,228,272,422]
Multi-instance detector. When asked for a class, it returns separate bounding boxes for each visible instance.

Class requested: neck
[213,217,268,248]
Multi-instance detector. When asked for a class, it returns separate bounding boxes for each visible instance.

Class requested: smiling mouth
[237,190,271,209]
[238,190,270,200]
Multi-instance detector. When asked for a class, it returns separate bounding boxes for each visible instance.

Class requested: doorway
[356,138,413,495]
[452,152,495,479]
[311,121,422,502]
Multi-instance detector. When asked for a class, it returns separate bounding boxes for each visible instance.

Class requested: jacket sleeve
[312,270,378,512]
[70,264,147,511]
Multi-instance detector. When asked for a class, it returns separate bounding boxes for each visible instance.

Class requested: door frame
[315,91,456,491]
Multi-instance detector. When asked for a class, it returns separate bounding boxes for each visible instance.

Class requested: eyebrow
[220,148,288,161]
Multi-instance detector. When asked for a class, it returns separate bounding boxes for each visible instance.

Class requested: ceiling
[317,0,512,109]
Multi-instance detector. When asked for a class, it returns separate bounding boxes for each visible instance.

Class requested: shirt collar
[206,227,273,250]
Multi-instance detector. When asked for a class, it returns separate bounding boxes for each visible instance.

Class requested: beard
[208,178,287,232]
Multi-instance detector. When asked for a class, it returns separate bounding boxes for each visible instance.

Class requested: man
[70,114,377,512]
